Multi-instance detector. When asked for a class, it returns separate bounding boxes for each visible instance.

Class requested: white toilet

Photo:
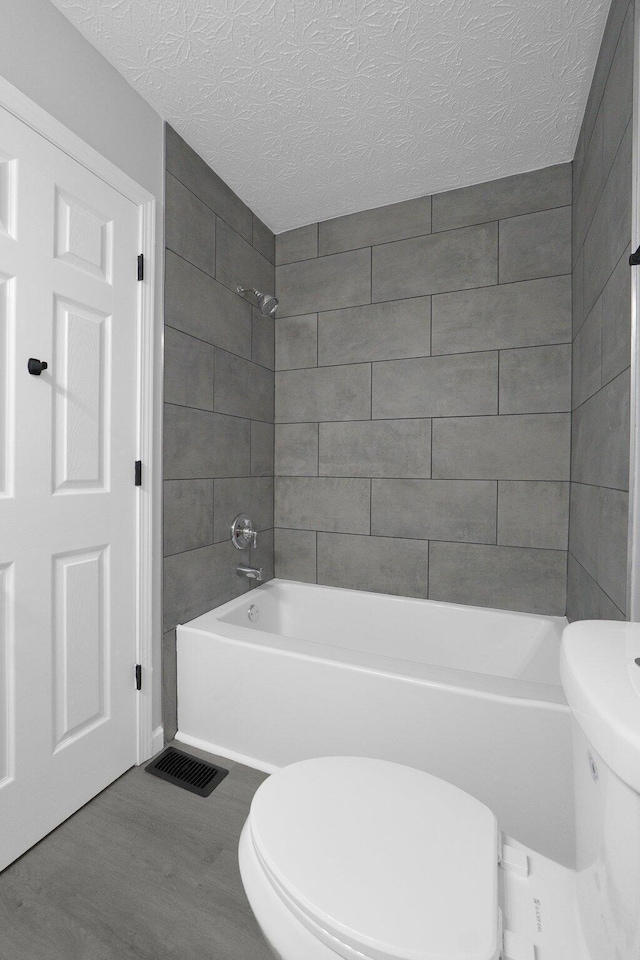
[239,621,640,960]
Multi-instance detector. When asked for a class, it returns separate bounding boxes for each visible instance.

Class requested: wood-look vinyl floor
[0,742,273,960]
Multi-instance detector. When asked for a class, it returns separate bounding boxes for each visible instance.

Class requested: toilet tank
[561,622,640,960]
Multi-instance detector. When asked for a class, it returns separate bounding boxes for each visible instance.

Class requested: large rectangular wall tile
[275,423,318,476]
[164,327,214,411]
[164,404,250,479]
[569,483,628,612]
[499,206,571,283]
[216,218,274,297]
[572,249,585,337]
[571,369,630,489]
[275,477,370,533]
[602,1,634,177]
[275,223,318,265]
[276,364,371,422]
[432,276,571,355]
[213,477,273,542]
[165,173,216,277]
[429,543,567,615]
[251,528,275,583]
[165,250,252,359]
[573,108,603,260]
[576,0,629,177]
[166,125,252,240]
[251,420,274,476]
[432,414,570,480]
[319,195,431,255]
[371,479,496,543]
[566,554,625,622]
[252,214,275,264]
[432,164,571,232]
[602,246,631,385]
[372,222,497,301]
[274,528,317,582]
[252,310,275,370]
[372,353,497,419]
[317,533,428,599]
[584,121,632,315]
[498,481,569,550]
[318,298,431,365]
[319,420,431,478]
[163,479,214,557]
[275,315,317,370]
[572,300,602,409]
[499,344,571,414]
[163,541,250,633]
[277,248,371,316]
[215,350,274,422]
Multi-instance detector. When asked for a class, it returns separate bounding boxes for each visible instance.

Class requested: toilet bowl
[239,621,640,960]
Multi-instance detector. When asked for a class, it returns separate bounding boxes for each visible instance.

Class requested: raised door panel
[0,273,15,497]
[52,547,109,751]
[54,188,113,283]
[52,297,110,493]
[0,562,14,787]
[0,151,17,240]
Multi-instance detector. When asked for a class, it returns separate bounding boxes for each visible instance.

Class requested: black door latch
[629,246,640,265]
[28,358,48,375]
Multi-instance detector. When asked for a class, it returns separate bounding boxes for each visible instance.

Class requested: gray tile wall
[568,0,633,621]
[163,125,275,737]
[274,164,573,615]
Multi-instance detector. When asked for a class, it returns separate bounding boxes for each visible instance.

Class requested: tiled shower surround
[163,125,275,737]
[567,0,633,621]
[163,1,635,735]
[274,165,573,616]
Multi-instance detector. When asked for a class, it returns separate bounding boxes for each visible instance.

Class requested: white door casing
[0,96,154,871]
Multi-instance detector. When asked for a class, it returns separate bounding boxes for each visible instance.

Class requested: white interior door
[0,105,141,871]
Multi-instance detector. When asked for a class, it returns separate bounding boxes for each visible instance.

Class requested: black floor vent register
[146,747,228,797]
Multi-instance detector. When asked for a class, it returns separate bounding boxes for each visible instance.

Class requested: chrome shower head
[236,283,278,317]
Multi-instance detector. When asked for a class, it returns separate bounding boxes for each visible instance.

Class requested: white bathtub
[176,579,574,865]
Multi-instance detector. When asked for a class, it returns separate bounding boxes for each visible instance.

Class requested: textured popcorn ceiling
[49,0,609,233]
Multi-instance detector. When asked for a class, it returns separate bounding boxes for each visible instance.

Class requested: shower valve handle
[231,514,258,550]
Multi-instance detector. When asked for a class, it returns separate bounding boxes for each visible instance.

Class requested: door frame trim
[0,75,158,762]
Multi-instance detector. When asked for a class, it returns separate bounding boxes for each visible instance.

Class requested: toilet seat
[247,756,501,960]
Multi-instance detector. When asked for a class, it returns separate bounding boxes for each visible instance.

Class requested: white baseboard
[150,725,164,757]
[174,730,276,774]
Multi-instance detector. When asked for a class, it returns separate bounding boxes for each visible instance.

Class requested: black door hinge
[630,246,640,266]
[135,664,142,691]
[135,460,142,486]
[137,254,144,281]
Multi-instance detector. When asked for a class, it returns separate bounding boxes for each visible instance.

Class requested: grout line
[426,538,430,599]
[574,114,631,267]
[568,553,626,616]
[164,321,273,373]
[273,474,575,484]
[273,412,570,426]
[571,364,630,414]
[268,527,567,552]
[275,204,572,265]
[275,341,571,373]
[275,272,572,320]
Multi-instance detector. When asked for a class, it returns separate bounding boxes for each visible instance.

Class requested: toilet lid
[248,757,500,960]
